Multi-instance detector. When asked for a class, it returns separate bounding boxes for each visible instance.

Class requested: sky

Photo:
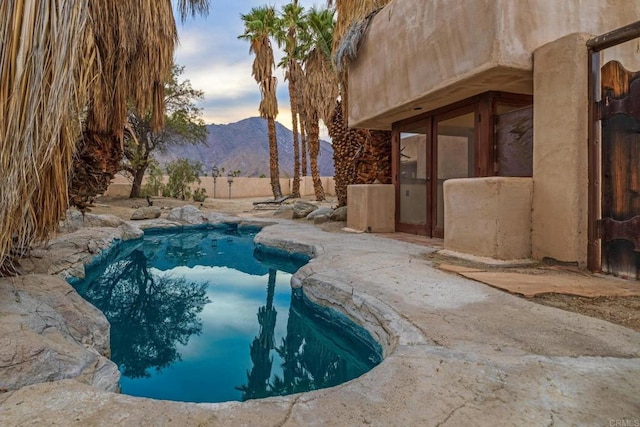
[174,1,328,136]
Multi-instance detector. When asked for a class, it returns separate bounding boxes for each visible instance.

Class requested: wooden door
[599,60,640,279]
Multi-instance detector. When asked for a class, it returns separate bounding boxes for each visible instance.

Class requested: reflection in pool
[72,225,382,403]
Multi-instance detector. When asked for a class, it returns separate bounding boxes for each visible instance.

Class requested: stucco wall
[444,177,533,260]
[531,33,591,266]
[104,175,335,199]
[347,184,395,232]
[348,0,640,129]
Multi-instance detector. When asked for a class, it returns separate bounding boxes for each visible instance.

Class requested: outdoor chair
[252,195,292,210]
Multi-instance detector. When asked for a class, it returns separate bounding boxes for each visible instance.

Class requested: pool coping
[1,210,640,425]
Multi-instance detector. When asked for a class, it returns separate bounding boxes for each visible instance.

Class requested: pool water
[73,225,382,403]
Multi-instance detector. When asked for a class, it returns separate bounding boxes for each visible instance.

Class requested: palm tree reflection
[237,269,278,400]
[237,273,380,401]
[79,248,209,378]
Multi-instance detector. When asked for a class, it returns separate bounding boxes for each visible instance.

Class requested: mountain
[156,117,334,177]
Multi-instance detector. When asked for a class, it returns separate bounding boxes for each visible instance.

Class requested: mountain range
[156,117,335,177]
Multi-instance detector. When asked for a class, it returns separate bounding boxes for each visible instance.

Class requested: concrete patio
[0,212,639,426]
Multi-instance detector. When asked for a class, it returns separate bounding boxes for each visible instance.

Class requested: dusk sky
[174,1,328,136]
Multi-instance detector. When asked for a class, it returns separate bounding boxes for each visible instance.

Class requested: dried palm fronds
[1,0,208,274]
[259,77,279,118]
[0,0,89,274]
[84,1,178,138]
[328,0,391,116]
[334,10,380,74]
[304,49,339,126]
[69,0,181,210]
[328,0,392,53]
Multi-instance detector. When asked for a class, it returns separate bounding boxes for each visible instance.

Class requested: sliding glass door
[396,123,431,235]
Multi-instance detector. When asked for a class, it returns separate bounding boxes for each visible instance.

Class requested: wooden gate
[600,61,640,279]
[588,22,640,279]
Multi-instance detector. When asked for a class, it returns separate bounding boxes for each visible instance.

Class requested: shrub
[192,187,207,202]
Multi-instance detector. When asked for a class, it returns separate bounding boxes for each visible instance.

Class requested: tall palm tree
[276,1,306,198]
[239,6,283,199]
[328,0,393,205]
[0,0,209,274]
[301,7,339,201]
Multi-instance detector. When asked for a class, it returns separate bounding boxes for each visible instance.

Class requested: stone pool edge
[1,207,415,401]
[2,207,640,425]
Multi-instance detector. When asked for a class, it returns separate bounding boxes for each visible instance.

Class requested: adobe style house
[345,0,640,279]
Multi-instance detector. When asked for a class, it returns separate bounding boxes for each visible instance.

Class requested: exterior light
[227,172,234,199]
[211,166,219,198]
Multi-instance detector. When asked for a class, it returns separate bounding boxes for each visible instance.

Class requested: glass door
[396,122,431,235]
[434,109,476,237]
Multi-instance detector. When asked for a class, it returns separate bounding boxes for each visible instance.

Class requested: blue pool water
[72,225,382,403]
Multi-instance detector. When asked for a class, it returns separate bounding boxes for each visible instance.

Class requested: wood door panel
[600,60,640,279]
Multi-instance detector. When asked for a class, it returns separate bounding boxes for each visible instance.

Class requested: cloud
[175,1,329,139]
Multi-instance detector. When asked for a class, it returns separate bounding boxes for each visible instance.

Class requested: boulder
[25,227,124,278]
[0,275,120,392]
[59,210,125,233]
[273,204,294,217]
[118,223,144,241]
[130,206,162,220]
[292,201,319,219]
[330,206,348,222]
[167,205,205,224]
[306,207,334,220]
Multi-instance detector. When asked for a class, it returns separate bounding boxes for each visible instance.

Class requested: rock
[167,205,205,224]
[0,275,120,392]
[118,223,144,241]
[292,201,319,219]
[130,206,162,220]
[273,204,293,217]
[314,215,330,225]
[330,206,348,222]
[59,210,125,233]
[306,207,334,220]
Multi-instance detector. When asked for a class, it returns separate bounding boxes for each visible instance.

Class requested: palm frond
[0,0,88,270]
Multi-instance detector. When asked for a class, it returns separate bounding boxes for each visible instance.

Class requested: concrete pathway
[1,218,639,426]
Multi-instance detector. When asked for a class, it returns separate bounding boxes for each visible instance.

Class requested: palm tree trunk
[299,109,308,177]
[289,77,301,198]
[356,129,392,184]
[69,131,122,211]
[307,113,325,201]
[267,117,283,198]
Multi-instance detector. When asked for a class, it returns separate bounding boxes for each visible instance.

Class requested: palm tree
[276,1,306,198]
[0,0,209,274]
[301,7,339,201]
[239,6,283,199]
[328,0,393,205]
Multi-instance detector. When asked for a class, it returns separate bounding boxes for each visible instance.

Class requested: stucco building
[346,0,640,279]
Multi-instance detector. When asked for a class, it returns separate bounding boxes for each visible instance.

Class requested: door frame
[392,91,533,237]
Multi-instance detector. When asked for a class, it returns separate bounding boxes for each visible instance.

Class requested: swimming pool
[72,225,382,403]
